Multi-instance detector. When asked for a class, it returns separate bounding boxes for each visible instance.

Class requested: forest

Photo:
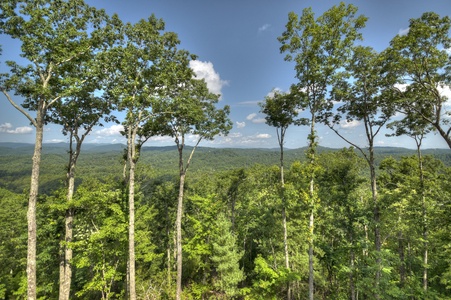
[1,0,451,299]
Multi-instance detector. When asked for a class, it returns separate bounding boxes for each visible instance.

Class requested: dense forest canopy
[0,1,451,299]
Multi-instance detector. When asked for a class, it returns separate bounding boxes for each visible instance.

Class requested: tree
[326,45,396,298]
[259,89,301,299]
[278,3,366,298]
[387,108,433,292]
[153,50,232,299]
[0,1,111,298]
[105,15,180,300]
[211,213,244,298]
[386,12,451,148]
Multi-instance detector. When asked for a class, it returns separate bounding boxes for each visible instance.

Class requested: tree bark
[59,168,75,300]
[127,127,137,300]
[28,114,44,300]
[369,145,381,299]
[176,172,185,300]
[308,119,316,300]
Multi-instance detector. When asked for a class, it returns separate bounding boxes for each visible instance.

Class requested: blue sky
[1,0,450,149]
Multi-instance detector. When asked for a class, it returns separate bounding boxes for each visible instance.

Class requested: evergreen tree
[211,213,244,298]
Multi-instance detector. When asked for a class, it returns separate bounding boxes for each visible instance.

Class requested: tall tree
[105,15,180,300]
[278,3,366,299]
[259,89,301,299]
[386,12,451,148]
[0,1,111,298]
[387,112,433,292]
[326,45,396,298]
[154,51,232,299]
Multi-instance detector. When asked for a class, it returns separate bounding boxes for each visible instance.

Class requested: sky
[1,0,450,149]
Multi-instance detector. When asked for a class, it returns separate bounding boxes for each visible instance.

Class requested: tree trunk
[59,168,75,300]
[28,116,44,300]
[308,119,316,300]
[416,142,428,293]
[128,128,137,300]
[279,130,291,300]
[398,230,406,287]
[176,172,186,300]
[369,145,381,300]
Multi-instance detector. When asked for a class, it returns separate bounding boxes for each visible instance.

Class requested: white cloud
[398,27,409,36]
[340,120,361,129]
[189,60,229,97]
[95,124,124,136]
[246,113,257,120]
[394,83,408,92]
[252,118,266,124]
[256,133,271,139]
[438,84,451,100]
[266,88,283,98]
[0,123,33,134]
[258,24,271,33]
[46,139,65,143]
[236,121,246,128]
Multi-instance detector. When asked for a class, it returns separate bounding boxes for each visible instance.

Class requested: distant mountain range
[1,142,450,166]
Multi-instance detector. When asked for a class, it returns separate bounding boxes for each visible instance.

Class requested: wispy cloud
[246,113,257,120]
[0,123,33,134]
[398,27,409,36]
[258,23,271,33]
[252,118,266,124]
[189,60,229,98]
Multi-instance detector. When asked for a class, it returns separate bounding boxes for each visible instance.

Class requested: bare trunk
[416,142,428,293]
[128,128,137,300]
[308,119,316,300]
[279,130,291,300]
[176,172,185,300]
[28,119,43,300]
[59,174,74,300]
[369,146,381,300]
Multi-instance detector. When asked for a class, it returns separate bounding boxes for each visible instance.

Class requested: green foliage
[211,213,244,298]
[71,179,127,299]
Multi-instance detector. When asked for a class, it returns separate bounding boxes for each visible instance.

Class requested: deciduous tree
[0,1,112,298]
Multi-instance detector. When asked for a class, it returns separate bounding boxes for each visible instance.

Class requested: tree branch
[1,88,37,127]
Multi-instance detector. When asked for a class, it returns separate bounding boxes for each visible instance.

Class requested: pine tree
[211,213,244,298]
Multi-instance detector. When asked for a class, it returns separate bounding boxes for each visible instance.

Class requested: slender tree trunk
[279,131,291,300]
[369,145,381,299]
[308,119,316,300]
[128,127,137,300]
[59,162,75,300]
[416,141,428,293]
[398,230,406,287]
[176,172,186,300]
[28,118,43,300]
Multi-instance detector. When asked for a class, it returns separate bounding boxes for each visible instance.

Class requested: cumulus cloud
[255,133,271,139]
[266,88,283,98]
[189,60,229,97]
[258,23,271,33]
[95,124,124,136]
[0,123,33,134]
[340,120,361,129]
[236,121,246,128]
[438,84,451,100]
